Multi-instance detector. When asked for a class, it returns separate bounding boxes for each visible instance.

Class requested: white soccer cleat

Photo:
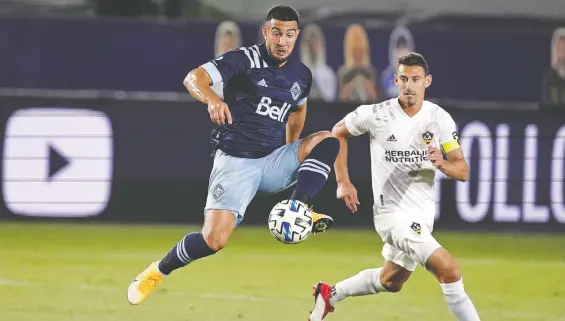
[127,261,165,305]
[309,282,335,320]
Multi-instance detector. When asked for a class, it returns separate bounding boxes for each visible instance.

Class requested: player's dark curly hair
[266,5,300,26]
[397,52,430,75]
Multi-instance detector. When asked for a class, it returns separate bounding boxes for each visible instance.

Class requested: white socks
[441,279,481,321]
[328,268,481,321]
[329,268,387,306]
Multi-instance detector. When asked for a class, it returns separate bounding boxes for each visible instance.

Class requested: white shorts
[373,211,441,272]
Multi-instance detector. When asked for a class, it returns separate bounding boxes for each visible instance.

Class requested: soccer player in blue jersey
[127,5,340,305]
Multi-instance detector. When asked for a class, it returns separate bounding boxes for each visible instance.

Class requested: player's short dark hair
[397,52,429,75]
[265,5,300,26]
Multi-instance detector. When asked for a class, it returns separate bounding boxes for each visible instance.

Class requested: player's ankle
[290,189,310,204]
[155,262,167,277]
[328,285,342,306]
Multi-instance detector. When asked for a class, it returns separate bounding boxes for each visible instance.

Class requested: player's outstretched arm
[332,119,360,212]
[331,119,353,184]
[184,67,232,125]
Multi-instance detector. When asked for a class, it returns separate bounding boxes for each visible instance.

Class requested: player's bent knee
[440,262,461,284]
[202,230,230,251]
[307,130,332,137]
[299,130,333,151]
[316,130,333,139]
[204,238,226,251]
[379,261,412,293]
[426,248,462,284]
[202,209,236,251]
[382,280,404,293]
[305,130,332,141]
[298,133,339,163]
[316,133,339,150]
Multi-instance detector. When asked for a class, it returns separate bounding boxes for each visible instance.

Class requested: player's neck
[271,55,288,67]
[397,98,423,118]
[262,42,289,68]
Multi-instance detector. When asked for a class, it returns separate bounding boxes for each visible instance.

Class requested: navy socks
[157,232,217,275]
[291,137,340,203]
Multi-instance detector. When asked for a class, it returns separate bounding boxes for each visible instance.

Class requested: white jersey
[344,98,460,221]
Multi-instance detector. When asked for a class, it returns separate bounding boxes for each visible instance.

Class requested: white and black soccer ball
[268,200,313,244]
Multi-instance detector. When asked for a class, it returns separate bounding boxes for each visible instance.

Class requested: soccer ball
[268,200,313,244]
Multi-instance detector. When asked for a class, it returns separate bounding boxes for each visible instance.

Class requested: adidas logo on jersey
[387,134,397,142]
[257,79,267,87]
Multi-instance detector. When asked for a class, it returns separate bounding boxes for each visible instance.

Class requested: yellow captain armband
[441,139,460,154]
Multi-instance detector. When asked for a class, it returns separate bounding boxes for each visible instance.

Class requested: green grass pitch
[0,222,564,321]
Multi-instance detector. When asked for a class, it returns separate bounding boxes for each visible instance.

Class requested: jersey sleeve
[296,69,313,106]
[344,104,374,136]
[201,49,251,85]
[438,110,461,153]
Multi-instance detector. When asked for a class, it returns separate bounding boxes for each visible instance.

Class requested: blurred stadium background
[0,1,564,320]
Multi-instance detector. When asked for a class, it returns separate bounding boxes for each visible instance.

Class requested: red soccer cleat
[308,282,335,321]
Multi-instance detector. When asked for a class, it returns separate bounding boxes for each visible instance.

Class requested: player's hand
[207,98,232,125]
[428,146,444,169]
[337,181,360,213]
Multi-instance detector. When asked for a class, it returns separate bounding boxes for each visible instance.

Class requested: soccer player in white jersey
[308,53,481,321]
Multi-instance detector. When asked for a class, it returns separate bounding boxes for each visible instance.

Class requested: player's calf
[201,209,236,251]
[327,267,391,306]
[158,210,234,274]
[378,261,412,293]
[127,210,234,305]
[315,261,410,315]
[157,232,219,274]
[426,248,481,321]
[309,268,390,320]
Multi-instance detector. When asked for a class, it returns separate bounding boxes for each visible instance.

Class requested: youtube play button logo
[48,144,70,180]
[2,108,113,217]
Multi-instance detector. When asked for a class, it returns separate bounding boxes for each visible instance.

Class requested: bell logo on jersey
[255,96,292,122]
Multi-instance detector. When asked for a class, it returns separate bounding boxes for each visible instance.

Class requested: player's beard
[401,94,417,107]
[267,45,289,63]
